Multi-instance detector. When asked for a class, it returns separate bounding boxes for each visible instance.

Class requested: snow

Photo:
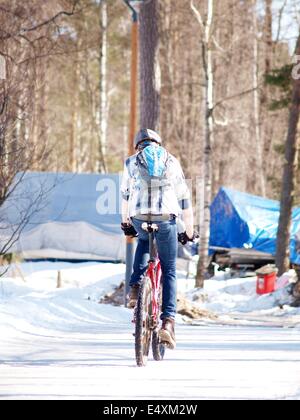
[185,271,300,327]
[0,261,300,400]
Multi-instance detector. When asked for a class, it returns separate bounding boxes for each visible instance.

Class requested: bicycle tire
[152,328,165,361]
[135,276,152,367]
[152,281,165,361]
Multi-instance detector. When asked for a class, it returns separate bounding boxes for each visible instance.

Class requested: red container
[256,272,276,295]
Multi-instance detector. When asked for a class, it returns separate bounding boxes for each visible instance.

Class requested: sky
[272,0,300,53]
[256,0,299,53]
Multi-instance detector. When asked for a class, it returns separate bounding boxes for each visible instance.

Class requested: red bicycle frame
[132,223,162,327]
[146,257,161,325]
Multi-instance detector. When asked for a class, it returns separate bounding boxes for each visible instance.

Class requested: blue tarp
[0,172,124,260]
[2,172,122,233]
[210,187,300,264]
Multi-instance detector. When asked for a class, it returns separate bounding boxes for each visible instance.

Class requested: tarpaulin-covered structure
[210,187,300,265]
[0,172,124,261]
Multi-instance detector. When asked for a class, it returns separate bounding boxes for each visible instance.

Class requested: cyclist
[121,128,196,349]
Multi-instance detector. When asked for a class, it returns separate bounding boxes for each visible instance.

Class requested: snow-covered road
[1,261,300,400]
[1,312,300,400]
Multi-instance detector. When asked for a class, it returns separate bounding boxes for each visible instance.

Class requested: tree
[139,0,160,129]
[261,0,274,185]
[191,0,214,288]
[0,0,80,257]
[98,0,108,172]
[252,0,266,197]
[275,33,300,276]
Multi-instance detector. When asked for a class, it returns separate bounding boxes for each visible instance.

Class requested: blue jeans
[130,217,178,320]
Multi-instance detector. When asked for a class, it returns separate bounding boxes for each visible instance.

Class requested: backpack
[136,145,170,189]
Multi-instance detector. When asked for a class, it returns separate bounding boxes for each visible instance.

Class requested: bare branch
[213,85,261,110]
[190,0,205,34]
[214,116,228,127]
[0,0,82,40]
[275,0,288,43]
[21,2,80,34]
[212,35,227,54]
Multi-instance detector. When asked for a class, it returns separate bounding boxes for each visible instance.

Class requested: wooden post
[125,16,139,305]
[129,20,138,156]
[57,270,62,288]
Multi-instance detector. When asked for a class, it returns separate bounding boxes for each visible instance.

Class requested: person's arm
[182,205,194,239]
[121,197,137,236]
[121,198,130,224]
[173,158,194,238]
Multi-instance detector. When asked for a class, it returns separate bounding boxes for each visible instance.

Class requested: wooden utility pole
[129,16,138,156]
[123,0,141,304]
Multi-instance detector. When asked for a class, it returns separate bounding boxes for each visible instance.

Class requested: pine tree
[275,34,300,275]
[139,0,160,129]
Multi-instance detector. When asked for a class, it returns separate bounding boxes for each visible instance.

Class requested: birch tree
[69,55,80,172]
[191,0,214,287]
[262,0,274,183]
[252,0,266,197]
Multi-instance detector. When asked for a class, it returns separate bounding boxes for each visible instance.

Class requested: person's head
[134,128,162,151]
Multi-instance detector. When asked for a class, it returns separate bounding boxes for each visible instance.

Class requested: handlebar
[141,222,159,233]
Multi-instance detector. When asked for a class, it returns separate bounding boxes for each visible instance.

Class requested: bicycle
[133,221,166,367]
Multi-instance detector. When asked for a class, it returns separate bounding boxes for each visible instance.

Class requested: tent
[0,172,125,261]
[210,187,300,265]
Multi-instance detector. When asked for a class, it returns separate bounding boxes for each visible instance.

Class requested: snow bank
[186,274,300,320]
[1,261,300,330]
[0,261,131,336]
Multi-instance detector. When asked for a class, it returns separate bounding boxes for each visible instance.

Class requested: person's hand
[178,231,199,245]
[121,222,138,237]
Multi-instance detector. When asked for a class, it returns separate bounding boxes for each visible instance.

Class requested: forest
[1,0,300,281]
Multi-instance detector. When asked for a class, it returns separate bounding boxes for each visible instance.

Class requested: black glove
[178,231,199,245]
[121,222,138,237]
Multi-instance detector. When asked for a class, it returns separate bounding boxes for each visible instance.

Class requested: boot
[159,317,176,349]
[127,284,140,308]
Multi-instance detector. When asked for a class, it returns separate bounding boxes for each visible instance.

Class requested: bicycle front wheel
[135,277,152,367]
[152,328,165,361]
[152,281,165,361]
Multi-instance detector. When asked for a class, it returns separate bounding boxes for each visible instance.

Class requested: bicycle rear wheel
[135,276,152,367]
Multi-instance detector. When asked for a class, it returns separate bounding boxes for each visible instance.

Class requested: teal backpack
[136,145,170,187]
